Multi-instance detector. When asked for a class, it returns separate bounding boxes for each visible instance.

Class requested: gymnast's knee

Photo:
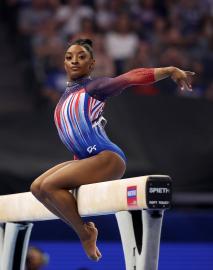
[38,180,58,199]
[30,181,42,199]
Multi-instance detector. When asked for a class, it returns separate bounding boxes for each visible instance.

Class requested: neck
[67,76,91,86]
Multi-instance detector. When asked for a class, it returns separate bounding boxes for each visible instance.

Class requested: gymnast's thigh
[40,150,126,190]
[32,160,78,187]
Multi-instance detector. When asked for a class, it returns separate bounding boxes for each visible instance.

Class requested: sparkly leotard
[54,68,155,163]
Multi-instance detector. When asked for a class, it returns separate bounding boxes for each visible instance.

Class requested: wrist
[166,66,176,77]
[154,66,176,81]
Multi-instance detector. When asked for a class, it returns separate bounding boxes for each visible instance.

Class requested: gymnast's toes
[96,246,102,259]
[81,222,102,261]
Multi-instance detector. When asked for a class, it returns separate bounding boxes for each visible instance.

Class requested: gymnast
[30,39,194,261]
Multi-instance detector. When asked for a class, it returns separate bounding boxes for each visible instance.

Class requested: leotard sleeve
[85,68,155,101]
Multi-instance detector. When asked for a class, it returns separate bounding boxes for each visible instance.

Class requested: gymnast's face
[64,45,95,81]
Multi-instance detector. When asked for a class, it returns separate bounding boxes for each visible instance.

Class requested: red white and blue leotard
[54,68,155,163]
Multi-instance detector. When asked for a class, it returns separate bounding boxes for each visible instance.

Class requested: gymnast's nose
[72,55,79,65]
[72,60,78,65]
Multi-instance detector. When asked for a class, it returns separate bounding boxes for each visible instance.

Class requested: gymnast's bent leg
[31,160,78,224]
[31,150,126,261]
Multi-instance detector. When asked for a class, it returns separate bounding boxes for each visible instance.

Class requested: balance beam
[0,175,171,222]
[0,175,172,270]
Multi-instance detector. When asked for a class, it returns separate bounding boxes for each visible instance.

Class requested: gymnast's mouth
[71,66,81,71]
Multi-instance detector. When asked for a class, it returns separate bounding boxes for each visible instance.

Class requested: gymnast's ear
[89,59,95,72]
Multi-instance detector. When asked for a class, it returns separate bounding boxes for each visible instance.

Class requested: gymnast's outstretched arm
[86,66,195,100]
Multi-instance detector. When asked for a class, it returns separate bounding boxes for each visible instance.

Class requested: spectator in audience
[41,51,67,107]
[18,0,52,59]
[94,0,115,32]
[198,15,213,54]
[47,0,62,14]
[105,13,139,74]
[131,0,158,38]
[32,18,65,77]
[126,40,159,96]
[54,0,94,40]
[163,26,185,47]
[159,47,189,69]
[9,0,211,103]
[92,34,115,77]
[108,0,128,16]
[171,0,209,36]
[32,18,65,82]
[71,17,97,42]
[25,246,49,270]
[150,16,169,53]
[126,40,156,70]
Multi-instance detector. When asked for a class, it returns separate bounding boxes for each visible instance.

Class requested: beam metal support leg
[115,211,137,270]
[0,222,33,270]
[20,223,34,270]
[0,223,4,256]
[139,210,163,270]
[116,209,164,270]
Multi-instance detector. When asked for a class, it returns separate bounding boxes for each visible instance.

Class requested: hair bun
[72,38,93,47]
[82,39,93,47]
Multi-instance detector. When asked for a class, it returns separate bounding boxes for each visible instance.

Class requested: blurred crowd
[25,245,91,269]
[25,246,49,270]
[1,0,213,106]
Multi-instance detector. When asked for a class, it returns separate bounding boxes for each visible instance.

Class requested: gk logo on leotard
[87,145,97,153]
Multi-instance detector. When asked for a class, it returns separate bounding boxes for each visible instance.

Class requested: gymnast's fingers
[185,71,196,76]
[179,80,192,91]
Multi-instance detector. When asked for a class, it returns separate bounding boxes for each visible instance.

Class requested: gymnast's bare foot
[81,222,102,261]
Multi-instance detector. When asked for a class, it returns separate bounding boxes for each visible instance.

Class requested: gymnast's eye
[79,54,86,60]
[65,56,72,61]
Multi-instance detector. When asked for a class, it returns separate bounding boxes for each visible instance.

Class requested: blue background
[29,210,213,269]
[30,241,213,270]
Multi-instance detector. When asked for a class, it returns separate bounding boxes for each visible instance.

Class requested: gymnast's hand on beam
[170,67,195,92]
